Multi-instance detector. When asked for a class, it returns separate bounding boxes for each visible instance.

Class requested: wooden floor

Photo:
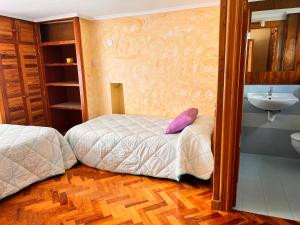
[0,164,299,225]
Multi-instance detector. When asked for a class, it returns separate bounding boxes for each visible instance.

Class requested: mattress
[0,125,77,199]
[66,114,214,180]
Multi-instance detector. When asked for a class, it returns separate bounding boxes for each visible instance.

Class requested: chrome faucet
[268,87,273,96]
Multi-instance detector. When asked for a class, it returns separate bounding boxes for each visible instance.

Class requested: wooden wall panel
[250,0,300,12]
[0,43,27,124]
[18,44,45,126]
[246,71,300,84]
[247,1,300,84]
[246,14,300,84]
[295,18,300,73]
[0,17,14,41]
[267,28,277,71]
[282,14,298,71]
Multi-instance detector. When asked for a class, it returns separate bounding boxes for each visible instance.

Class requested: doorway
[235,2,300,220]
[213,0,300,216]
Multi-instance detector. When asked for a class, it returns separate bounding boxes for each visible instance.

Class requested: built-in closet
[0,16,87,133]
[0,16,46,125]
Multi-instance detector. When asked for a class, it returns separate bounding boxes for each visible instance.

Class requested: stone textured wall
[80,7,220,119]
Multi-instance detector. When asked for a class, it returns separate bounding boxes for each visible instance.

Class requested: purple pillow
[165,108,198,134]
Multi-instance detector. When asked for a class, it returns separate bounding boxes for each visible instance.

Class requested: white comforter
[0,125,77,199]
[66,114,214,180]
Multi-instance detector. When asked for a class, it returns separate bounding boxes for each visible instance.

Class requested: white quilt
[66,114,214,181]
[0,125,77,200]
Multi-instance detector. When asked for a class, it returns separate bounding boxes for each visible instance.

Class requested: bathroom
[236,85,300,220]
[235,2,300,220]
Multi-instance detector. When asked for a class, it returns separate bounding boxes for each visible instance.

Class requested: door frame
[212,0,250,211]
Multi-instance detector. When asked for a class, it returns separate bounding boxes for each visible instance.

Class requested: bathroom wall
[241,85,300,159]
[80,7,220,119]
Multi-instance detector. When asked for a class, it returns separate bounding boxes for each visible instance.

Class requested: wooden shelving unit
[37,18,87,133]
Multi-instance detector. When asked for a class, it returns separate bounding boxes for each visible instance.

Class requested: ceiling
[0,0,219,22]
[252,7,300,22]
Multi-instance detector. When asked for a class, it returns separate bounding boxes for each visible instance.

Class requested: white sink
[247,93,299,111]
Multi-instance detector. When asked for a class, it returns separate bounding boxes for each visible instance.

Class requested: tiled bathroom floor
[235,153,300,221]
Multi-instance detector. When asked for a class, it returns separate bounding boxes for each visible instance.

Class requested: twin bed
[0,125,77,199]
[0,114,214,199]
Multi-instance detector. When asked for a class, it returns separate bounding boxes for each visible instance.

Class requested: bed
[0,125,77,200]
[65,114,214,181]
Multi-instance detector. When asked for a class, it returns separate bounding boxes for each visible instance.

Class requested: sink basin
[247,93,299,111]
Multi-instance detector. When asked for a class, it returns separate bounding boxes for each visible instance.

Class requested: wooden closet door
[18,44,46,126]
[0,43,28,124]
[0,17,15,41]
[16,20,35,43]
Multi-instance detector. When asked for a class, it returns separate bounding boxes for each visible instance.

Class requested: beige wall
[80,7,220,119]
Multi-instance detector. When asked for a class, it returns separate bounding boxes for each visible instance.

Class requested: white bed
[0,124,77,200]
[65,114,214,181]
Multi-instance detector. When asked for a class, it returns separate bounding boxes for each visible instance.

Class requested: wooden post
[212,0,249,211]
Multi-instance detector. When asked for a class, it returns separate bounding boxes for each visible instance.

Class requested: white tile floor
[235,153,300,221]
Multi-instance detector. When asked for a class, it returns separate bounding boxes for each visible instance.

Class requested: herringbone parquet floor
[0,164,299,225]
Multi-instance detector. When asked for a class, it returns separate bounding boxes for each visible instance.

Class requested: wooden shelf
[49,102,81,111]
[46,82,79,87]
[45,63,77,67]
[40,40,75,46]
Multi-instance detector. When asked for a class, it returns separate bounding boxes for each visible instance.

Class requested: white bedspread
[66,114,214,181]
[0,125,77,199]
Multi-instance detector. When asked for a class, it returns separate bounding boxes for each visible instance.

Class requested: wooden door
[0,43,28,124]
[16,20,35,43]
[18,44,46,126]
[0,17,15,41]
[0,17,46,126]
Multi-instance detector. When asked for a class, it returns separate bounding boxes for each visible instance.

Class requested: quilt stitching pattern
[0,125,77,200]
[66,114,214,180]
